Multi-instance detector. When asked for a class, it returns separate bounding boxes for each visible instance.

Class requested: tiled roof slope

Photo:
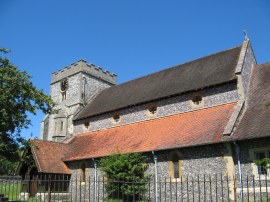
[232,63,270,140]
[65,102,237,161]
[74,46,241,120]
[31,139,71,174]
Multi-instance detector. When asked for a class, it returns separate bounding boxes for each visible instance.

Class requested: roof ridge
[74,102,237,138]
[101,45,242,89]
[31,139,68,145]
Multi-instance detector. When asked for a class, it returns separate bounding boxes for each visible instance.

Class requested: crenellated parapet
[51,59,117,85]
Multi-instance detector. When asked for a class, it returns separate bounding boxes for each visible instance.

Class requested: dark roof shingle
[74,46,241,120]
[232,62,270,140]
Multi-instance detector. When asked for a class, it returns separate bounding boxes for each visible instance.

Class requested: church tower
[40,59,117,142]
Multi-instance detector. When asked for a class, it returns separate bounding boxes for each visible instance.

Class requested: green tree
[99,152,148,200]
[0,48,54,165]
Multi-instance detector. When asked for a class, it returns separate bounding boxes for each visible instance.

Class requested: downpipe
[152,151,158,202]
[233,141,243,200]
[92,158,97,201]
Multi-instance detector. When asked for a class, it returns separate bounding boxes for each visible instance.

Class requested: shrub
[99,152,148,200]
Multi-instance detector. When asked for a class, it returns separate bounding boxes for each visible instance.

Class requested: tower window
[54,122,57,133]
[61,92,67,101]
[60,78,68,101]
[60,121,64,132]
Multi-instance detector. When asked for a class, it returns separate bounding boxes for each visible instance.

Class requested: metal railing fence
[0,174,269,201]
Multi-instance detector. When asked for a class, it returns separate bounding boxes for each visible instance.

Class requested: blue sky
[1,0,270,140]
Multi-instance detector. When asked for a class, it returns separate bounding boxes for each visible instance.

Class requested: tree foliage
[0,48,54,162]
[0,158,17,175]
[99,152,148,199]
[254,158,270,174]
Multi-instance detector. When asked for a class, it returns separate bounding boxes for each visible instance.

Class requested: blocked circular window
[147,103,158,116]
[84,122,90,129]
[190,93,204,107]
[112,112,121,123]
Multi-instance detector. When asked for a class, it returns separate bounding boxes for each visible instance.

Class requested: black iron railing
[0,174,269,201]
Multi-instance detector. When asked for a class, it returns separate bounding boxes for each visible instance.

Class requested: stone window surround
[60,78,68,101]
[190,92,205,108]
[84,122,90,130]
[111,111,121,124]
[248,147,270,179]
[168,150,184,182]
[146,103,158,117]
[79,162,88,184]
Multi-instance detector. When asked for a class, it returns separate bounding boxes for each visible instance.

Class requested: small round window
[192,95,202,105]
[112,112,121,123]
[147,103,158,116]
[190,93,204,107]
[84,122,90,129]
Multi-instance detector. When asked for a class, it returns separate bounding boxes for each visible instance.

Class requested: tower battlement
[51,59,117,85]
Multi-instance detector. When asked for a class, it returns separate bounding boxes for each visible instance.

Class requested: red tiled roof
[64,102,237,161]
[31,139,71,174]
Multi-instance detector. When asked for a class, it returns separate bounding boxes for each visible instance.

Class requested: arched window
[81,163,86,182]
[169,151,183,179]
[60,78,68,101]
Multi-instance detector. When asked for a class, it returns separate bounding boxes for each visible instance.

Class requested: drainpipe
[92,158,97,201]
[233,141,243,200]
[152,151,158,202]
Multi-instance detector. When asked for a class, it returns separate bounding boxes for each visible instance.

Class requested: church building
[18,38,270,200]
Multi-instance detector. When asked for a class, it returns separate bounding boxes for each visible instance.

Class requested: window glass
[172,154,179,179]
[61,122,64,131]
[81,163,86,182]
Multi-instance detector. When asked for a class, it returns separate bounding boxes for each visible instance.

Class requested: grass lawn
[0,182,41,202]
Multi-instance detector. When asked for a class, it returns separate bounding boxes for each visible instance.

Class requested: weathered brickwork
[74,82,239,134]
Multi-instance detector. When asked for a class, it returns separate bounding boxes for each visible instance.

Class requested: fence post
[48,175,51,202]
[233,175,237,202]
[152,151,158,202]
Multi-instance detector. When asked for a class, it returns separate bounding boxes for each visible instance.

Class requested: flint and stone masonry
[35,40,270,201]
[41,60,116,141]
